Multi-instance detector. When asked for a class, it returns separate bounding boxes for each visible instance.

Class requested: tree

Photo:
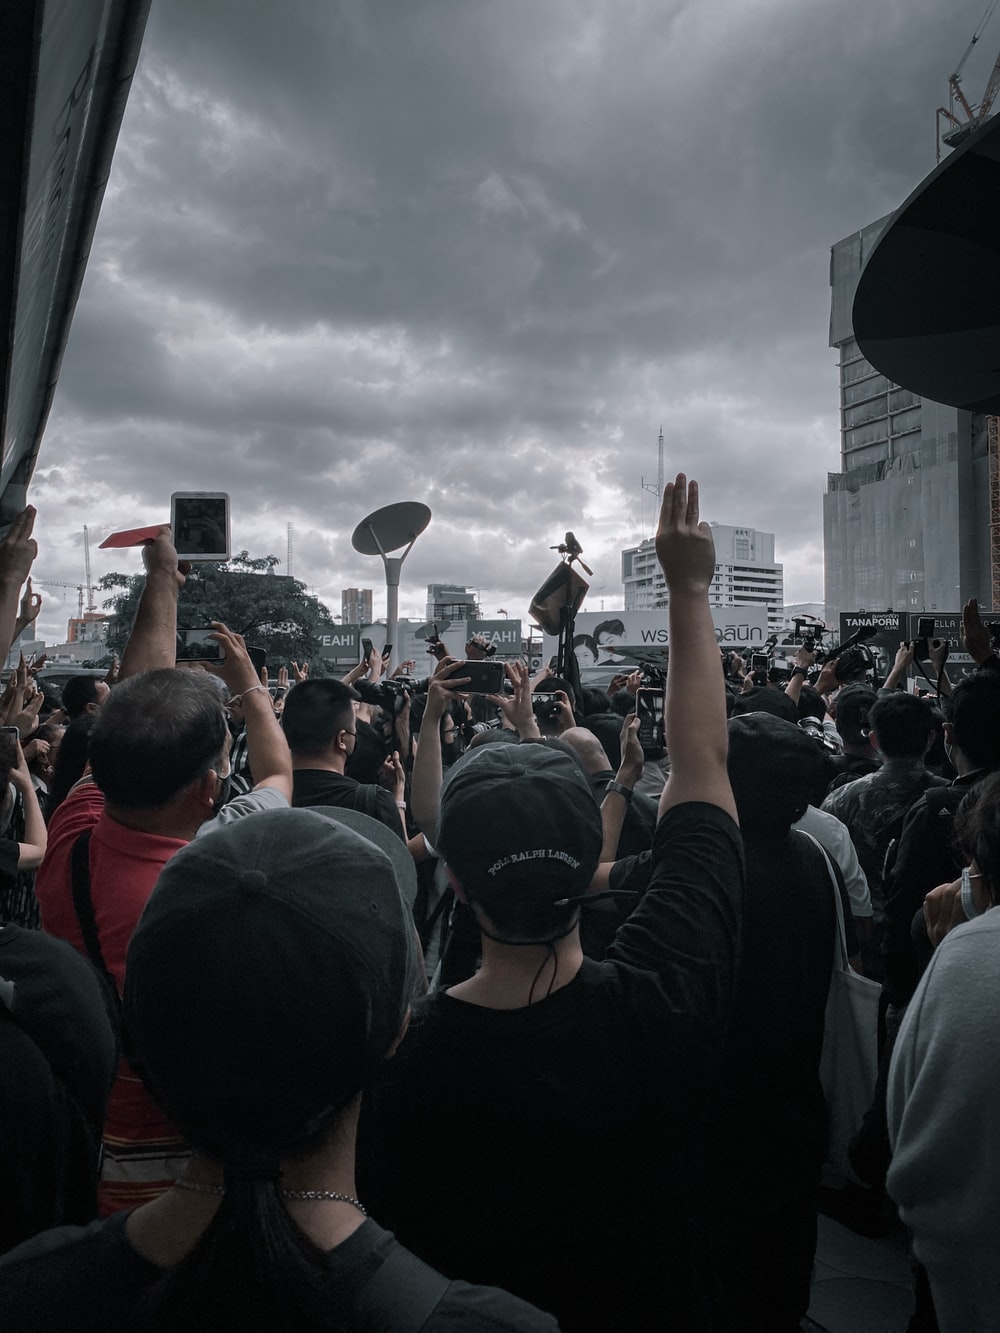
[100,551,338,670]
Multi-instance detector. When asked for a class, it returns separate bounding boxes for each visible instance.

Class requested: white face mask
[961,866,986,920]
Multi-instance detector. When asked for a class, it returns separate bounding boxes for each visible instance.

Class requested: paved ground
[805,1212,914,1332]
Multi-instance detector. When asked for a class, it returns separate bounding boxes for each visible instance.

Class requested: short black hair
[593,619,625,642]
[869,693,934,759]
[796,685,827,724]
[61,675,102,720]
[577,686,612,718]
[834,685,876,747]
[89,671,227,809]
[281,678,360,756]
[948,669,1000,770]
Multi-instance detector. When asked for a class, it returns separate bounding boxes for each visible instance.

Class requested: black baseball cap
[124,807,417,1166]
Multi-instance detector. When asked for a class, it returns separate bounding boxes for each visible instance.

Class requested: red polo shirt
[36,781,189,1215]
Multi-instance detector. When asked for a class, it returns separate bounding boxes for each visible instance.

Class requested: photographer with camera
[529,675,576,736]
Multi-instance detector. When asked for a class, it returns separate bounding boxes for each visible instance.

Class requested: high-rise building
[425,584,480,622]
[341,588,372,625]
[824,219,992,620]
[622,524,784,633]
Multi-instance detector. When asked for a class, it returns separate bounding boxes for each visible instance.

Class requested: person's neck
[126,1100,365,1267]
[292,753,345,775]
[879,754,925,770]
[447,928,584,1010]
[105,800,202,842]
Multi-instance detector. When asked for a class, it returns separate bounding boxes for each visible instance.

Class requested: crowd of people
[0,484,996,1329]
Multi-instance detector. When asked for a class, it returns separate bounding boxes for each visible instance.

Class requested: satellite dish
[414,619,452,639]
[853,115,1000,414]
[352,502,431,556]
[350,500,432,674]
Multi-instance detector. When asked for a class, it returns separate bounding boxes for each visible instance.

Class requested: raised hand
[0,507,38,589]
[962,598,993,665]
[207,621,261,698]
[143,526,188,589]
[654,474,716,595]
[19,577,41,626]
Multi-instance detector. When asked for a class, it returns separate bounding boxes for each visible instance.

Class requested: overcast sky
[27,0,997,642]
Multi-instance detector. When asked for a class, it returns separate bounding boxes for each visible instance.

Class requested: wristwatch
[605,780,634,803]
[790,666,808,678]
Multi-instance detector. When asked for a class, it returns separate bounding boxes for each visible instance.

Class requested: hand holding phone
[171,492,230,561]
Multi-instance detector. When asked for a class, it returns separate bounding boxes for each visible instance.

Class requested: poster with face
[544,607,770,680]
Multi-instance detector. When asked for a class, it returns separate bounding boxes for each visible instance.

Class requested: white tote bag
[802,832,881,1178]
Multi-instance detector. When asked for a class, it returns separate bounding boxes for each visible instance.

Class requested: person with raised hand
[360,474,744,1332]
[34,599,292,1217]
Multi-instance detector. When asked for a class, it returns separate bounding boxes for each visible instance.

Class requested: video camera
[371,677,420,716]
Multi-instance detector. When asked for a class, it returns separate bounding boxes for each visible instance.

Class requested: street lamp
[351,502,431,674]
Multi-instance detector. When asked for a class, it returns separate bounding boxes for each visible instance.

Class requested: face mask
[961,866,986,920]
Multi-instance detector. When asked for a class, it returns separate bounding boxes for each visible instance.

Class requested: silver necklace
[173,1177,366,1216]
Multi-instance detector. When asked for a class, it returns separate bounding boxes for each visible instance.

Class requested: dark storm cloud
[32,0,993,639]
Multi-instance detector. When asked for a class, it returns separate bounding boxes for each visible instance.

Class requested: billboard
[542,607,769,679]
[345,619,525,673]
[839,610,981,686]
[837,613,906,684]
[317,626,361,664]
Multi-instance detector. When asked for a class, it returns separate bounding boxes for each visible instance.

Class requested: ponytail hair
[142,1133,348,1332]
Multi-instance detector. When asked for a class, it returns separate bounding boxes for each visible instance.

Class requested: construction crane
[937,0,1000,159]
[640,426,667,538]
[641,426,665,499]
[83,525,98,618]
[35,579,86,616]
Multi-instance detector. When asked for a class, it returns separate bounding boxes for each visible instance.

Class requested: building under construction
[824,9,1000,622]
[823,217,995,621]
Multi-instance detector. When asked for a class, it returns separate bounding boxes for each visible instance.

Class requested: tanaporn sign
[837,613,905,681]
[838,611,980,685]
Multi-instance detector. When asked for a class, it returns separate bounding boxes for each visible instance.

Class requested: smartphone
[460,660,506,694]
[750,652,770,674]
[361,637,374,661]
[381,644,392,659]
[0,726,18,738]
[171,492,230,561]
[247,644,267,674]
[913,617,935,661]
[636,685,665,760]
[176,627,224,663]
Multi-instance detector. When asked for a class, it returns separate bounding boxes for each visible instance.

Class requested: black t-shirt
[292,769,404,840]
[359,802,745,1332]
[715,831,837,1183]
[0,1211,557,1332]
